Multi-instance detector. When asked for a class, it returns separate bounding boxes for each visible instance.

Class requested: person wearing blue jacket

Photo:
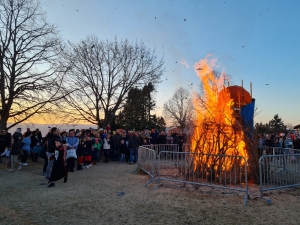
[66,130,79,172]
[19,132,31,168]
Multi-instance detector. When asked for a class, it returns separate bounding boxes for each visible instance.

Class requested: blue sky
[40,0,300,126]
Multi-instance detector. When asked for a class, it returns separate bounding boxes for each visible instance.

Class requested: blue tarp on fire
[240,99,255,138]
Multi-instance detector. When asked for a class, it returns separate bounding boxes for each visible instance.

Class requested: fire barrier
[134,145,180,186]
[156,151,249,206]
[259,153,300,204]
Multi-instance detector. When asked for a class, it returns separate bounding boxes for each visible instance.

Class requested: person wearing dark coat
[128,132,140,164]
[48,139,67,187]
[83,136,95,167]
[112,129,122,161]
[157,131,167,144]
[45,127,60,180]
[150,129,158,144]
[9,136,22,172]
[76,140,86,170]
[5,128,11,149]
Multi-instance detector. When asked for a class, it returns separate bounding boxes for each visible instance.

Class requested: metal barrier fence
[135,144,179,187]
[157,151,249,206]
[141,144,179,156]
[259,147,300,156]
[259,153,300,203]
[135,146,156,187]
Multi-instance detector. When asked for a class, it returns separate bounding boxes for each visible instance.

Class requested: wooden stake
[238,91,241,113]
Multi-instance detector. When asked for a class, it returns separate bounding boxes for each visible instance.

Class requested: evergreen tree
[269,114,286,133]
[115,83,166,130]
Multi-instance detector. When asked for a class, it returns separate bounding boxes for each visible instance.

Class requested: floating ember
[191,56,249,172]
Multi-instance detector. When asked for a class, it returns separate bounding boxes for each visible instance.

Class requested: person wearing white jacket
[103,134,112,163]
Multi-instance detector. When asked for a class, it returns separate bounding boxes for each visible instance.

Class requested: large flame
[191,56,248,171]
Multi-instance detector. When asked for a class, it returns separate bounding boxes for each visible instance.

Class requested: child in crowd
[10,136,21,172]
[66,146,77,172]
[66,130,79,172]
[92,134,102,165]
[103,134,111,163]
[119,140,126,162]
[83,136,94,168]
[0,148,11,168]
[48,139,68,187]
[32,142,41,162]
[76,139,86,170]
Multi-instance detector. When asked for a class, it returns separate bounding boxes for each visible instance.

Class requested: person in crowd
[19,131,31,169]
[109,132,115,160]
[9,136,22,172]
[35,128,43,142]
[45,127,60,180]
[103,133,112,163]
[128,132,140,164]
[157,131,167,145]
[150,129,158,144]
[40,141,48,176]
[0,129,7,163]
[4,128,11,150]
[273,138,281,147]
[66,130,79,172]
[293,136,300,149]
[92,133,102,164]
[32,142,41,162]
[12,128,22,140]
[0,147,11,168]
[61,131,68,142]
[76,139,86,171]
[142,139,148,145]
[83,134,94,168]
[279,135,283,148]
[119,139,127,163]
[265,135,273,148]
[113,129,122,161]
[30,131,38,162]
[157,131,167,154]
[48,139,67,187]
[257,134,265,155]
[23,128,31,138]
[106,124,111,133]
[285,134,293,149]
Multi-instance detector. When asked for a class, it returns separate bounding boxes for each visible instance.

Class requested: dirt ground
[1,159,300,225]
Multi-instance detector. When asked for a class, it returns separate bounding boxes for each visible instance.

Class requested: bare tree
[0,0,65,130]
[60,35,164,128]
[163,87,194,132]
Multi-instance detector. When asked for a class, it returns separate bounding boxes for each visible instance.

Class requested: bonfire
[191,56,249,174]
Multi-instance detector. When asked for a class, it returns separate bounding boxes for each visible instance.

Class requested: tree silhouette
[269,114,286,133]
[0,0,66,130]
[163,87,194,132]
[60,36,164,128]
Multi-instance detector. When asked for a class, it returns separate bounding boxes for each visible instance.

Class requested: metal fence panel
[259,153,300,203]
[157,151,249,206]
[136,146,156,187]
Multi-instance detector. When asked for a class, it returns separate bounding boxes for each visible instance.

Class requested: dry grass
[1,160,300,225]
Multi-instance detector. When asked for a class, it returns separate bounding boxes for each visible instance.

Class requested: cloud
[180,59,190,68]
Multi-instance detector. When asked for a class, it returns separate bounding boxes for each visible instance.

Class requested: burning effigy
[191,56,255,173]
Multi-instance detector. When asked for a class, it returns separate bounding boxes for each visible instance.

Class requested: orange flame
[191,56,248,171]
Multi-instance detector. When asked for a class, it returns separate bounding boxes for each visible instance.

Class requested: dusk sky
[40,0,300,126]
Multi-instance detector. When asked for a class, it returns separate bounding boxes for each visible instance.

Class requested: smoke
[180,59,190,68]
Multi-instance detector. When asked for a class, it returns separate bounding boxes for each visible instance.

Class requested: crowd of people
[257,132,300,155]
[0,125,187,187]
